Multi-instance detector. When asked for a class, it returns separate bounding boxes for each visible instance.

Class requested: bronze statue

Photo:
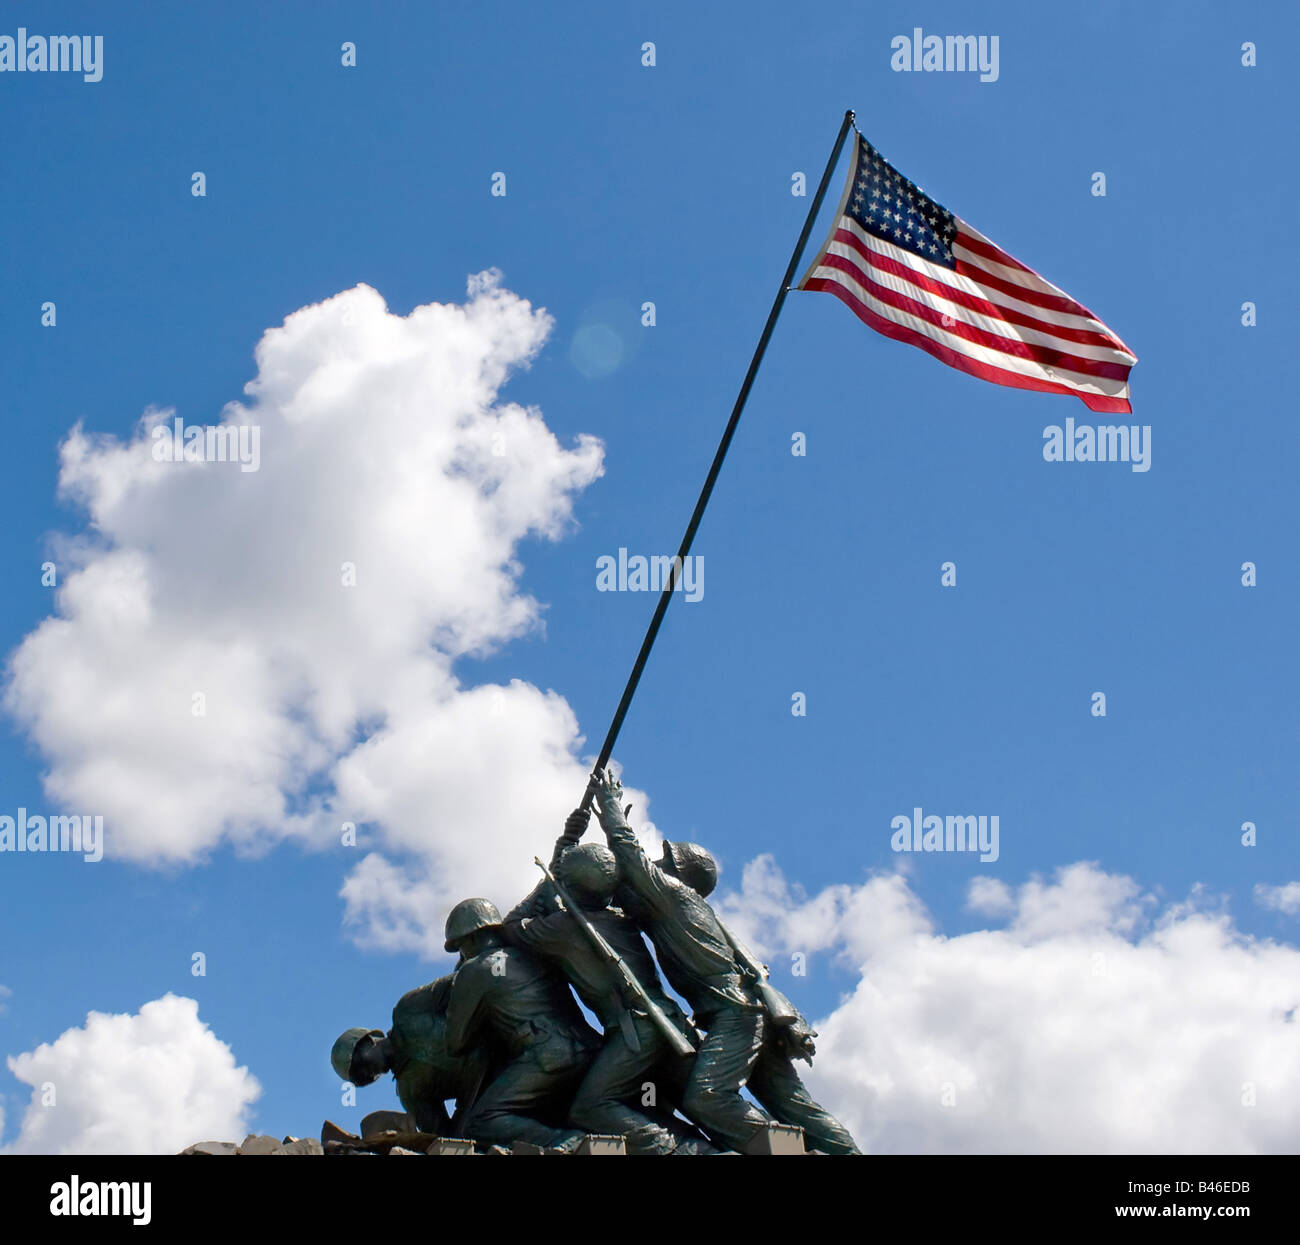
[502,813,719,1154]
[591,769,861,1155]
[442,897,600,1150]
[328,772,861,1154]
[330,974,489,1135]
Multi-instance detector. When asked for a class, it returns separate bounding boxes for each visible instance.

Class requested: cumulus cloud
[3,994,260,1155]
[720,858,1300,1154]
[1254,882,1300,916]
[965,876,1014,918]
[334,681,656,956]
[3,274,622,949]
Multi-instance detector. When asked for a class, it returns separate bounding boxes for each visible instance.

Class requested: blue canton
[847,136,958,269]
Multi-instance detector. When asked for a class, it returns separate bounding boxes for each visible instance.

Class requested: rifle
[714,914,800,1025]
[714,914,817,1064]
[533,857,696,1060]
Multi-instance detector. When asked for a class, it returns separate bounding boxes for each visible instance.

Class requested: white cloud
[4,274,616,948]
[721,858,1300,1154]
[965,876,1014,918]
[3,994,261,1155]
[334,682,658,956]
[1254,882,1300,916]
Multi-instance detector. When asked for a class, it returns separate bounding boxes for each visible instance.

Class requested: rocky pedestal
[179,1134,324,1156]
[181,1121,809,1155]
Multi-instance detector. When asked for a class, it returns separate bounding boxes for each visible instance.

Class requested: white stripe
[821,239,1133,367]
[809,263,1131,400]
[837,216,1126,345]
[956,221,1137,358]
[952,222,1095,304]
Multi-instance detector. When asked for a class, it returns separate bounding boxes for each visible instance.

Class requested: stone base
[575,1134,626,1156]
[743,1123,806,1155]
[185,1121,817,1155]
[426,1137,477,1156]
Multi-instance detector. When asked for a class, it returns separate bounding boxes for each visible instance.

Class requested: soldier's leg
[680,1006,770,1152]
[461,1051,586,1150]
[643,1052,722,1153]
[628,1005,715,1144]
[568,1026,678,1154]
[747,1041,861,1155]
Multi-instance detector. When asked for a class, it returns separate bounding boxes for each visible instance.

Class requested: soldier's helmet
[444,897,503,953]
[556,842,619,904]
[661,841,718,897]
[330,1027,384,1085]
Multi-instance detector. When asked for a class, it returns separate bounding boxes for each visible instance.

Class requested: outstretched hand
[593,768,633,830]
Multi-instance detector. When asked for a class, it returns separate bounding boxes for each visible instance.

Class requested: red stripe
[826,226,1129,354]
[954,229,1040,277]
[804,275,1133,414]
[818,250,1133,382]
[954,253,1095,321]
[954,230,1102,321]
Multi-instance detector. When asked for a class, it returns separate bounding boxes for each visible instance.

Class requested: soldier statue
[329,772,861,1154]
[502,810,719,1154]
[591,768,861,1155]
[442,896,601,1151]
[330,973,489,1135]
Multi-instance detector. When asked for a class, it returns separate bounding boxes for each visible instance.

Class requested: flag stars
[848,138,957,268]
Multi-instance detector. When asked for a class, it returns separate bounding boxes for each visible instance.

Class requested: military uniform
[387,976,490,1135]
[598,777,860,1155]
[444,939,599,1149]
[599,822,771,1151]
[744,1038,860,1155]
[503,877,704,1154]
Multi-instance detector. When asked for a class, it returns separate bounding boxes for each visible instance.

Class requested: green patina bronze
[330,769,861,1154]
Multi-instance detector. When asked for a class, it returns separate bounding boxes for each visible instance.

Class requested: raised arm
[592,769,674,914]
[549,805,591,871]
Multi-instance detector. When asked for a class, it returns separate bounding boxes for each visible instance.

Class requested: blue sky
[1,1,1296,1152]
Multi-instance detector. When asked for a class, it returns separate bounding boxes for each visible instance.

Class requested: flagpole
[578,109,856,810]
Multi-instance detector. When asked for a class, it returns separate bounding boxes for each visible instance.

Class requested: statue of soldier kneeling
[443,897,601,1151]
[331,973,490,1136]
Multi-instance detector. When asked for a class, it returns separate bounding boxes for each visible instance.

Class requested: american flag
[799,132,1136,413]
